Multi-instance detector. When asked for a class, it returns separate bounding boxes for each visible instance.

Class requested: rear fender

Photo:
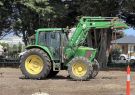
[25,45,53,60]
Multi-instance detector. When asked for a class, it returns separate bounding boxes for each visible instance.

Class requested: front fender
[25,45,53,60]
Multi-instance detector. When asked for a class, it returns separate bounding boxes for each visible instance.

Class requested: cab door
[38,31,61,62]
[49,32,61,61]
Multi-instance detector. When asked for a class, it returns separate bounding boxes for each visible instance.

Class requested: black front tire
[68,57,93,81]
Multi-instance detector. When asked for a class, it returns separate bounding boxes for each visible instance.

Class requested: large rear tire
[68,57,93,81]
[90,59,100,78]
[20,49,51,79]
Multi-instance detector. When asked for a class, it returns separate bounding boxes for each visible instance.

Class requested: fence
[0,43,25,66]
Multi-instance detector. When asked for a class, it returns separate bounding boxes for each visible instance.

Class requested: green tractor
[20,17,128,80]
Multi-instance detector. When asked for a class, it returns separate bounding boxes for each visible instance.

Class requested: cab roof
[36,28,64,32]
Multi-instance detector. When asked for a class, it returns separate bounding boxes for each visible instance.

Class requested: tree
[0,0,135,68]
[13,0,69,45]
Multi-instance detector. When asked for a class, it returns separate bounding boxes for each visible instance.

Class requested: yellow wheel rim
[72,62,87,77]
[25,55,44,75]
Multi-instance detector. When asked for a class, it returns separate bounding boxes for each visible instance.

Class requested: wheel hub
[25,55,44,75]
[78,67,83,71]
[72,62,87,77]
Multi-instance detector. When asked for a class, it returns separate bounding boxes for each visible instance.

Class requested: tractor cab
[35,28,68,63]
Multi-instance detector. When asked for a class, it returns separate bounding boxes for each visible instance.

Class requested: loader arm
[64,16,128,59]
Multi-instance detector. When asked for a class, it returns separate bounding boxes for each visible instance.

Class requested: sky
[123,28,135,36]
[2,32,15,40]
[0,32,24,44]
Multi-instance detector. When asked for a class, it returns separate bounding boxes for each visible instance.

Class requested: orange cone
[126,65,130,95]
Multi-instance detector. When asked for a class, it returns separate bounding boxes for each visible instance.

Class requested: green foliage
[122,0,135,12]
[18,0,54,17]
[73,0,120,16]
[18,42,22,52]
[0,42,9,48]
[0,42,23,58]
[111,48,121,60]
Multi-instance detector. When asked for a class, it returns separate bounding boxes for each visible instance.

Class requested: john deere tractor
[20,17,128,80]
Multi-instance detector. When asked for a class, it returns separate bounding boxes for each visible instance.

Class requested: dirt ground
[0,67,135,95]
